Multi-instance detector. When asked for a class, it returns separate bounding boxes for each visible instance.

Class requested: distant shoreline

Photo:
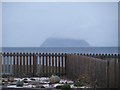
[1,47,119,54]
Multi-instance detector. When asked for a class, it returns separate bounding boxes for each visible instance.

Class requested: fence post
[41,53,44,76]
[26,53,29,75]
[23,53,26,77]
[0,52,2,77]
[58,53,60,76]
[48,53,51,76]
[61,53,64,75]
[55,53,57,75]
[33,53,37,76]
[19,53,22,77]
[114,54,117,88]
[107,60,109,88]
[3,53,5,75]
[6,53,9,75]
[118,54,120,89]
[46,53,48,76]
[65,53,67,75]
[52,53,54,75]
[29,53,31,75]
[10,53,12,75]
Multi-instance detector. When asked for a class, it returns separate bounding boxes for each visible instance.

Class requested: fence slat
[33,53,37,76]
[52,53,54,74]
[20,53,22,76]
[29,53,32,75]
[49,54,51,76]
[58,53,60,76]
[55,53,57,75]
[46,53,48,75]
[23,53,25,76]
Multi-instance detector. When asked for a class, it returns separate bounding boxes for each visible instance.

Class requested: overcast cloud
[2,2,118,47]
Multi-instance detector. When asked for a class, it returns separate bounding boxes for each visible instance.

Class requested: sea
[1,47,119,54]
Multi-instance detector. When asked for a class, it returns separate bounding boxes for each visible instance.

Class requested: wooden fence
[0,52,2,77]
[66,54,119,88]
[1,52,120,88]
[2,52,66,77]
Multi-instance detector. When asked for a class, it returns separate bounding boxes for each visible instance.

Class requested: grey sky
[0,3,2,48]
[2,2,118,47]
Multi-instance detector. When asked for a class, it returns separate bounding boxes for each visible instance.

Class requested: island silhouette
[40,38,90,47]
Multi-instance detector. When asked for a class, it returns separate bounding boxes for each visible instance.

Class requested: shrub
[41,86,45,88]
[74,80,84,87]
[2,82,5,85]
[74,74,91,87]
[8,77,14,82]
[56,85,62,89]
[61,84,71,90]
[16,80,24,87]
[2,79,5,82]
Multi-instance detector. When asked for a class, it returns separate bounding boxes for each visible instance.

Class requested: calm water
[2,47,119,54]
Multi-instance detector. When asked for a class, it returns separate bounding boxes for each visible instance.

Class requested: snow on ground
[2,77,91,89]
